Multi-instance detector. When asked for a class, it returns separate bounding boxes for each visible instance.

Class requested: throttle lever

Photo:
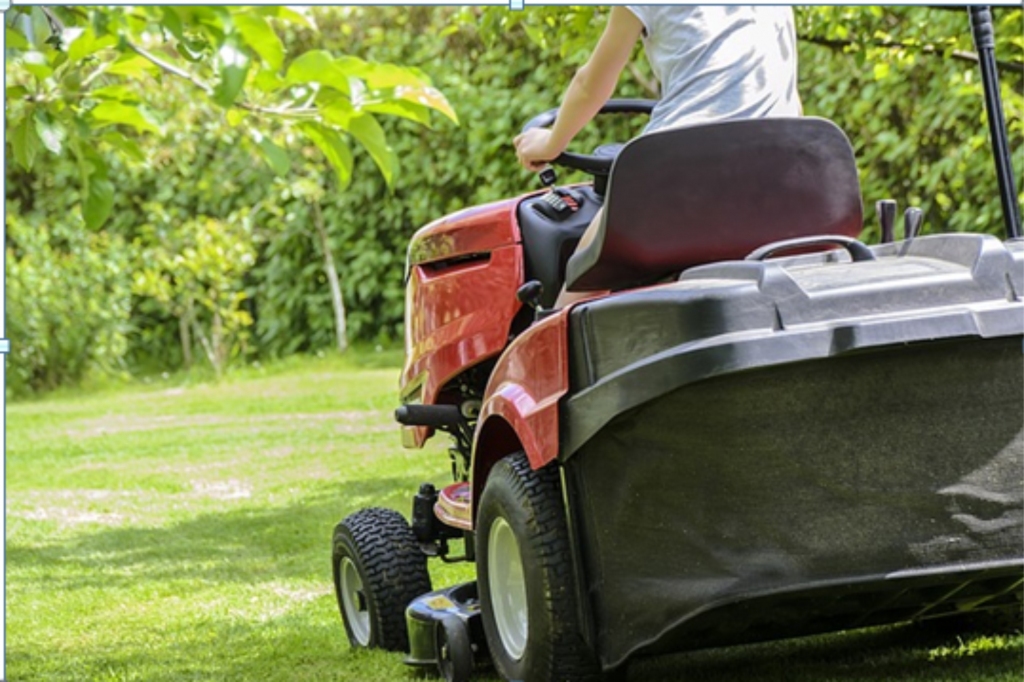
[903,207,923,240]
[876,199,897,244]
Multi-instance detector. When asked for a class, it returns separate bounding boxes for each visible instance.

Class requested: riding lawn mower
[332,7,1023,681]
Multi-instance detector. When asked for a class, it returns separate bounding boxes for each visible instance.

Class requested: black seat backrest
[564,117,864,292]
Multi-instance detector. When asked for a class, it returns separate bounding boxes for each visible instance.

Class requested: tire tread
[482,453,602,682]
[332,507,432,652]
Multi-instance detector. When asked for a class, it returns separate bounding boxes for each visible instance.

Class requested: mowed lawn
[6,352,1022,681]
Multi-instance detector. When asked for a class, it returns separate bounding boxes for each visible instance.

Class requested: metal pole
[969,6,1021,240]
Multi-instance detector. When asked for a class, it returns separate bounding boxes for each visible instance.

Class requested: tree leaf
[319,96,356,128]
[362,63,427,89]
[252,131,290,176]
[381,85,458,124]
[286,50,364,93]
[170,6,227,32]
[285,50,331,84]
[84,177,115,230]
[178,38,209,63]
[212,38,251,108]
[347,112,396,187]
[29,6,53,46]
[257,6,316,29]
[335,56,371,79]
[34,111,66,154]
[91,101,162,135]
[362,99,432,126]
[10,118,41,170]
[90,7,114,39]
[67,26,118,63]
[160,7,185,42]
[106,53,159,78]
[20,51,54,80]
[6,85,30,101]
[6,26,31,51]
[225,109,247,127]
[101,132,147,163]
[233,12,284,71]
[90,84,140,102]
[296,122,353,189]
[251,67,285,94]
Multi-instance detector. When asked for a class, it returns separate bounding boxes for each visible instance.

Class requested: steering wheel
[520,99,656,176]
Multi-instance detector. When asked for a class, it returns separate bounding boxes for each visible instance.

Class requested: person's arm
[514,7,643,171]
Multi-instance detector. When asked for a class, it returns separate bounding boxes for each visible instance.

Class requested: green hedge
[5,6,1021,395]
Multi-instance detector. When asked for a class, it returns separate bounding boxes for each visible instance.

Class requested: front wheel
[477,452,601,682]
[332,507,432,651]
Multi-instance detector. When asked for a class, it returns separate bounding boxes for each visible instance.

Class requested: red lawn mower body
[400,194,570,465]
[334,12,1023,679]
[392,117,1023,676]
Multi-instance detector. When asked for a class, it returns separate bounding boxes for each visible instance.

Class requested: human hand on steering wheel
[513,128,564,173]
[516,99,656,178]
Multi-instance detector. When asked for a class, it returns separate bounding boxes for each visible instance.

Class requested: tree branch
[39,6,64,33]
[125,39,319,118]
[32,9,321,121]
[800,34,1024,77]
[81,62,111,89]
[126,39,212,94]
[310,197,348,353]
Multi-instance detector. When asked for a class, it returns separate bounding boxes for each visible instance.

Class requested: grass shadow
[6,475,427,592]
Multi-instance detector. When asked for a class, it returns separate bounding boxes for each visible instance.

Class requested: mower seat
[564,117,864,292]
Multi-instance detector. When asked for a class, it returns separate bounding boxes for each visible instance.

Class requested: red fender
[470,309,572,513]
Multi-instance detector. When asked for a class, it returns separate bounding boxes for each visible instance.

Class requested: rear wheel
[332,507,432,651]
[477,452,601,682]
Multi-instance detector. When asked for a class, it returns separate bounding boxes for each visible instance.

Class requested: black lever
[516,280,544,309]
[903,207,923,241]
[516,280,558,322]
[876,199,897,244]
[538,165,557,187]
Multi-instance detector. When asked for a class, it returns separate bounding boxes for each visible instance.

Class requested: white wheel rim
[488,516,528,660]
[340,556,371,646]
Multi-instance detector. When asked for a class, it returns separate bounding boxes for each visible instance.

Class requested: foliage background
[5,6,1023,397]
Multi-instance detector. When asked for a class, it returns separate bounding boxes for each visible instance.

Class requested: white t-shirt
[626,5,802,133]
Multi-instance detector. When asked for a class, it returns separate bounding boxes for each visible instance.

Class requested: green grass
[6,352,1022,681]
